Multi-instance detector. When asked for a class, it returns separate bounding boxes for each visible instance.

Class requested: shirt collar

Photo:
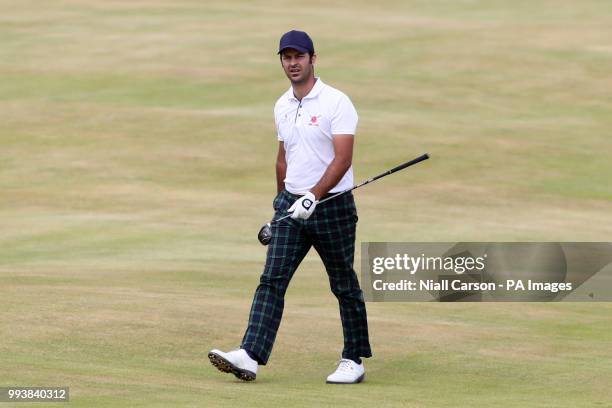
[286,77,325,102]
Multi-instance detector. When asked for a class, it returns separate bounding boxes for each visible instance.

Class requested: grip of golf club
[372,153,429,181]
[388,153,429,174]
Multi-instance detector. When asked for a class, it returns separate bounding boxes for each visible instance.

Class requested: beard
[285,65,313,84]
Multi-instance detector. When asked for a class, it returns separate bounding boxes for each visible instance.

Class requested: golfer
[209,30,372,384]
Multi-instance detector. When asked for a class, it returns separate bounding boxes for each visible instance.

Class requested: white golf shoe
[326,358,365,384]
[208,348,258,381]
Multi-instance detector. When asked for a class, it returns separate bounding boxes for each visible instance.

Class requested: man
[209,30,372,384]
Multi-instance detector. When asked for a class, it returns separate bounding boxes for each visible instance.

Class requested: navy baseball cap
[278,30,314,55]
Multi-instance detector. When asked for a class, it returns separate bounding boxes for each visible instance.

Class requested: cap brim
[277,45,310,54]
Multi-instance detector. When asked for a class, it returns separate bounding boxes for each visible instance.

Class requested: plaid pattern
[241,190,372,365]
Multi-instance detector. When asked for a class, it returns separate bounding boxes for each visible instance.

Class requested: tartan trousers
[241,190,372,365]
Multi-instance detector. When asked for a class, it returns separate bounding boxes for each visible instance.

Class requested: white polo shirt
[274,78,358,195]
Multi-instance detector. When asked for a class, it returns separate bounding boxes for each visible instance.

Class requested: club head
[258,223,272,246]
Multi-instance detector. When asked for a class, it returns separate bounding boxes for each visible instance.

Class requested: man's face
[280,48,316,84]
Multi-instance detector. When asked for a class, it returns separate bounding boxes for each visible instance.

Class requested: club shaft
[272,153,429,224]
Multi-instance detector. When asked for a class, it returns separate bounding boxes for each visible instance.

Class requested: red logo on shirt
[309,115,320,126]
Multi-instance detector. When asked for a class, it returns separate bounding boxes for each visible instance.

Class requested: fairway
[1,1,611,406]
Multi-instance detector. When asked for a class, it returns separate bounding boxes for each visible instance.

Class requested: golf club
[258,153,430,245]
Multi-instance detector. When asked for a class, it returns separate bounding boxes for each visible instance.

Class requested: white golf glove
[289,192,317,220]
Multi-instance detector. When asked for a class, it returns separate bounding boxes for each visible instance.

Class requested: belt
[284,190,349,200]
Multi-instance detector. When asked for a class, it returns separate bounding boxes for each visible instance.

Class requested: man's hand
[289,192,317,220]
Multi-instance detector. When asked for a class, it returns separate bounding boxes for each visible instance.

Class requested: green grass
[1,0,611,406]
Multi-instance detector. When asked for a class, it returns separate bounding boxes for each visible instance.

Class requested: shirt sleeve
[274,106,283,141]
[276,124,283,141]
[274,103,283,142]
[331,94,358,136]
